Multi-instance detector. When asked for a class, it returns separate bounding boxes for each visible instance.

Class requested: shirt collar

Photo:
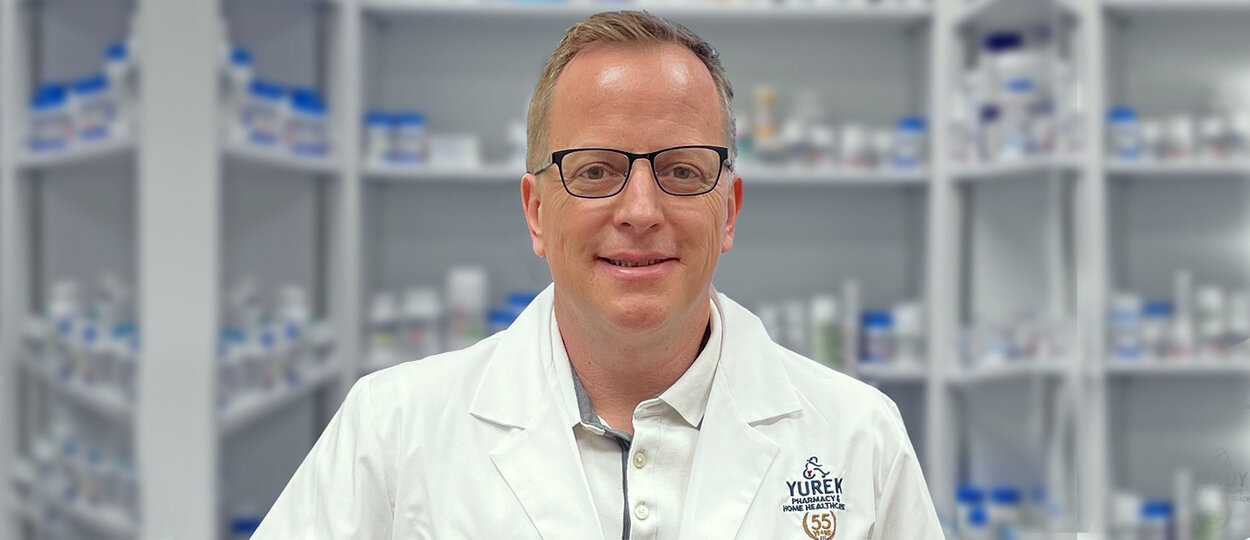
[550,296,724,431]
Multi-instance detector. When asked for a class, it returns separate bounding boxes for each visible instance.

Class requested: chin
[604,296,671,332]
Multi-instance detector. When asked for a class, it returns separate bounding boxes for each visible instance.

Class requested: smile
[602,258,671,267]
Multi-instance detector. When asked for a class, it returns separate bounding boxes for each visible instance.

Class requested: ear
[720,172,743,253]
[521,173,546,258]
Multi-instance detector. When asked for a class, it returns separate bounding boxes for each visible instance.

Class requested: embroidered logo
[781,456,845,539]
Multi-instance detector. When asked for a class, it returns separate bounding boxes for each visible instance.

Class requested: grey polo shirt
[549,298,723,540]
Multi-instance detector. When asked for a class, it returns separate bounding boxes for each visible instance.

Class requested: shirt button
[632,450,647,469]
[634,503,650,521]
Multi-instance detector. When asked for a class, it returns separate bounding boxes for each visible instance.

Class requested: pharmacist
[256,11,942,540]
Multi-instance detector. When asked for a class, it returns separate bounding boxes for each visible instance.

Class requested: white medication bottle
[103,43,133,136]
[241,79,285,148]
[893,116,927,169]
[783,300,809,356]
[860,311,894,365]
[1228,110,1250,157]
[1140,301,1173,362]
[809,295,843,373]
[286,88,331,158]
[225,47,253,142]
[1171,270,1195,360]
[962,506,990,540]
[401,287,442,359]
[392,112,428,166]
[1226,290,1249,356]
[73,74,117,143]
[446,267,489,351]
[839,124,870,169]
[1110,293,1143,361]
[367,293,400,369]
[988,486,1022,539]
[1193,485,1224,540]
[28,84,74,153]
[114,323,139,402]
[1108,107,1142,161]
[871,128,894,171]
[956,485,984,536]
[364,111,393,167]
[892,302,923,366]
[1194,285,1226,359]
[1164,115,1195,162]
[1111,492,1143,540]
[1139,500,1172,540]
[1197,115,1226,160]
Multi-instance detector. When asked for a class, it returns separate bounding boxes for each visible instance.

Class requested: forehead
[547,42,724,152]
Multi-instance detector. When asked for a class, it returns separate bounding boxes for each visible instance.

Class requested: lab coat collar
[468,283,804,539]
[467,284,802,428]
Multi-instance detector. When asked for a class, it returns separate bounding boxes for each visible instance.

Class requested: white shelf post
[0,0,28,538]
[925,0,959,523]
[333,0,364,401]
[1078,0,1111,533]
[136,0,221,537]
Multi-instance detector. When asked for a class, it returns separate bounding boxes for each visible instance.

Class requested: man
[256,11,943,539]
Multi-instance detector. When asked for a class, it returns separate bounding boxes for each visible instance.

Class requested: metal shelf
[1104,0,1250,15]
[16,134,136,172]
[362,0,932,23]
[222,140,340,175]
[855,361,927,384]
[953,0,1079,29]
[8,471,138,540]
[219,362,342,437]
[1105,358,1250,377]
[1105,158,1250,178]
[951,155,1083,184]
[953,360,1067,386]
[20,359,133,427]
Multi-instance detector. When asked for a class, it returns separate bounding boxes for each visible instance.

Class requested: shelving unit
[362,0,932,21]
[2,0,145,538]
[1092,0,1250,534]
[1,1,1247,538]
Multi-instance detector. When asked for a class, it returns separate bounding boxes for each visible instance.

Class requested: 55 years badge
[782,456,845,539]
[801,511,837,539]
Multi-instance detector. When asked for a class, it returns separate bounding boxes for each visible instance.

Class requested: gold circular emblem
[801,511,837,540]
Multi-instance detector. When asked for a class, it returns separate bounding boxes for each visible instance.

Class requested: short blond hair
[526,11,736,173]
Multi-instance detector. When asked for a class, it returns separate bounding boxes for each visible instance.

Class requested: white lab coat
[255,285,944,539]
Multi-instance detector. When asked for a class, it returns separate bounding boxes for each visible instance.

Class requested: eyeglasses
[531,145,732,199]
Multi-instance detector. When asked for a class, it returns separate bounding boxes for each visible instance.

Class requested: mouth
[599,257,675,268]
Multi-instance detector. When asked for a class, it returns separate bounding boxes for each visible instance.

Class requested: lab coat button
[634,503,650,521]
[632,450,647,469]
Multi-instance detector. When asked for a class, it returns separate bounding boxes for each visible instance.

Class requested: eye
[670,165,698,180]
[581,165,608,180]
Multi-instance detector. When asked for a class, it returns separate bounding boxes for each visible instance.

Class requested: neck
[556,294,712,435]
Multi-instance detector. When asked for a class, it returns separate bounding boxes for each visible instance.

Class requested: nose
[613,158,664,233]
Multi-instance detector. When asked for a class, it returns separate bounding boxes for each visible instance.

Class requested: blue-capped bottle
[286,88,331,158]
[242,78,285,148]
[28,83,74,153]
[893,115,927,169]
[73,73,117,142]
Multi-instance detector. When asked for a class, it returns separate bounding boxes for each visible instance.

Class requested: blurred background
[1,0,1249,538]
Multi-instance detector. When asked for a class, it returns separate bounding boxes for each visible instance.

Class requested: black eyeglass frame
[530,144,733,199]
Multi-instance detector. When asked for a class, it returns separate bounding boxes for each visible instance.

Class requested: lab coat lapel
[469,285,603,540]
[488,402,603,540]
[678,292,803,539]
